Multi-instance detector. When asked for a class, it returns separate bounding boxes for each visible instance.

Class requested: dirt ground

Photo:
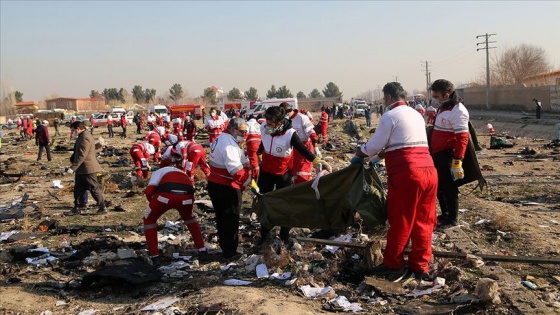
[0,111,559,315]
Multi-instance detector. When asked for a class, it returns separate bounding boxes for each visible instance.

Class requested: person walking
[66,121,107,214]
[350,81,437,280]
[143,167,207,262]
[89,114,95,135]
[35,120,52,162]
[183,115,197,140]
[53,117,61,137]
[134,113,142,134]
[319,107,329,143]
[365,105,372,127]
[207,118,252,259]
[106,113,114,138]
[430,79,469,227]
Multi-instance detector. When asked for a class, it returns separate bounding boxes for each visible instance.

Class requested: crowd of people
[12,81,474,279]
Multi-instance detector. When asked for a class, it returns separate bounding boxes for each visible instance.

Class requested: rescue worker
[204,109,225,143]
[169,134,210,184]
[106,113,114,138]
[426,104,437,125]
[351,81,437,280]
[130,142,155,179]
[26,116,34,139]
[172,117,183,135]
[140,113,146,131]
[21,116,28,140]
[430,79,469,227]
[143,167,207,261]
[246,115,262,180]
[415,103,426,116]
[280,103,320,184]
[319,107,329,143]
[147,113,155,131]
[120,114,127,138]
[163,114,171,128]
[256,106,331,244]
[486,122,495,135]
[183,115,197,140]
[144,128,162,162]
[208,118,252,259]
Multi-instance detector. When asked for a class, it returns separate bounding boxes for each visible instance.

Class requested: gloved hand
[257,154,262,163]
[313,157,332,173]
[250,179,260,195]
[350,156,364,165]
[66,168,74,175]
[147,164,152,172]
[314,147,322,158]
[451,159,464,181]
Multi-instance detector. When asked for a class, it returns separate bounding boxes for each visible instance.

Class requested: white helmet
[145,143,155,155]
[167,134,178,146]
[42,120,49,125]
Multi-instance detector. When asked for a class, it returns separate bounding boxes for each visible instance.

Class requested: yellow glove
[313,157,332,173]
[258,154,262,162]
[451,159,464,181]
[250,179,260,195]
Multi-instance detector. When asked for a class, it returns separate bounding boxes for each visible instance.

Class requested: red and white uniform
[106,115,113,126]
[208,132,250,190]
[145,130,162,162]
[260,124,296,175]
[431,103,469,159]
[26,118,34,137]
[143,167,205,256]
[426,105,437,125]
[486,123,495,135]
[129,142,151,178]
[246,118,262,180]
[319,111,328,143]
[289,111,318,184]
[204,114,225,143]
[172,117,183,135]
[147,115,155,129]
[360,101,437,273]
[415,104,425,116]
[120,115,127,127]
[175,140,210,184]
[159,146,178,168]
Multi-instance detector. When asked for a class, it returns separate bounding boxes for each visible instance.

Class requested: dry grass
[20,215,32,233]
[101,175,119,193]
[490,213,519,233]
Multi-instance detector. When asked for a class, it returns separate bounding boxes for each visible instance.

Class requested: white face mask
[235,135,245,143]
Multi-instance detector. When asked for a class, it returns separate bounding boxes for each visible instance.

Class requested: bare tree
[491,44,551,86]
[0,82,17,116]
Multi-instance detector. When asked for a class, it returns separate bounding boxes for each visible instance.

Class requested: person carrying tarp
[255,106,331,245]
[351,82,437,281]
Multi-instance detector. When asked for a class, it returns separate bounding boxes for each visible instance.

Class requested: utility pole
[421,61,432,101]
[394,76,398,82]
[476,33,497,109]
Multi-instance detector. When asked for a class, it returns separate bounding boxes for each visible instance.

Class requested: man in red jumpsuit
[144,129,162,162]
[120,114,127,139]
[319,108,329,143]
[426,104,437,126]
[183,115,197,140]
[245,115,262,180]
[130,142,155,179]
[143,167,207,260]
[351,82,437,280]
[26,117,34,140]
[204,109,225,143]
[430,79,470,227]
[168,134,210,184]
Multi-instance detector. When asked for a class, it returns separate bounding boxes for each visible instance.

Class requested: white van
[148,104,169,117]
[111,107,134,124]
[248,98,298,116]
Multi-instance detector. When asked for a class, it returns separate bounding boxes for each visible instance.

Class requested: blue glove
[350,156,364,165]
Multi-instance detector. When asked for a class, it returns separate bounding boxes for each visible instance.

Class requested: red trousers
[182,148,210,183]
[292,141,314,184]
[143,192,205,256]
[320,123,328,143]
[130,149,150,178]
[208,128,222,143]
[246,138,261,180]
[384,167,437,273]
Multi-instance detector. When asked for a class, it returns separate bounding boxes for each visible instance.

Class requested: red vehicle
[167,104,205,120]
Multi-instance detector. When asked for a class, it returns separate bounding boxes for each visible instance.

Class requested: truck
[217,100,257,112]
[167,104,205,120]
[147,104,169,117]
[248,98,298,117]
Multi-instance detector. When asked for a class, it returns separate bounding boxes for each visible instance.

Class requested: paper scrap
[270,272,292,280]
[325,234,352,253]
[140,296,180,311]
[300,285,332,298]
[223,279,252,286]
[256,263,269,278]
[328,295,363,312]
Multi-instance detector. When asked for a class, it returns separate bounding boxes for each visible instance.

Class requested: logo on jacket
[276,147,282,153]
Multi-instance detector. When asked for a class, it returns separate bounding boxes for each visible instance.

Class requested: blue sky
[1,1,559,102]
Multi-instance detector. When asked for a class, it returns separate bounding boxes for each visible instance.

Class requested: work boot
[97,205,107,214]
[70,207,81,214]
[370,264,407,281]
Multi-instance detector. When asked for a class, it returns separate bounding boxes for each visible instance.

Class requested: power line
[477,33,497,109]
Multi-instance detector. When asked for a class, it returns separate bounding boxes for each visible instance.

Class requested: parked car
[91,113,121,128]
[62,115,87,127]
[0,123,17,130]
[354,104,369,116]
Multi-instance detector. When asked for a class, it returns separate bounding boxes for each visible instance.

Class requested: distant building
[45,97,107,112]
[15,101,39,115]
[523,70,560,87]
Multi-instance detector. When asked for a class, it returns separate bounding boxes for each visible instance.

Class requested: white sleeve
[224,145,244,176]
[360,114,393,157]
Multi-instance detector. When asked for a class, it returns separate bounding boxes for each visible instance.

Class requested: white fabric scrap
[407,285,444,298]
[325,234,352,253]
[300,285,333,298]
[256,263,269,278]
[329,295,363,312]
[1,230,19,241]
[285,278,298,286]
[223,279,252,286]
[270,272,291,280]
[311,169,330,199]
[52,180,64,189]
[220,262,238,271]
[140,296,180,311]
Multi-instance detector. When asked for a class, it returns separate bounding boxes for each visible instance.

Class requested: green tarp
[253,164,387,230]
